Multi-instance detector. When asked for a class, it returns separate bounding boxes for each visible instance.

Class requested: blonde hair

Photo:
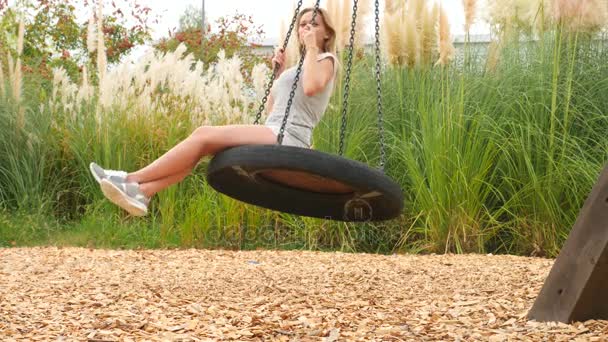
[296,7,337,55]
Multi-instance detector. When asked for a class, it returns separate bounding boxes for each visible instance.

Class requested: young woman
[90,7,339,216]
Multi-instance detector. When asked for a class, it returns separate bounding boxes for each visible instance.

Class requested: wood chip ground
[1,247,607,341]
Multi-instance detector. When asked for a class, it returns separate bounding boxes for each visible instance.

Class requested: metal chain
[253,0,304,125]
[277,0,322,144]
[338,0,358,156]
[374,0,387,171]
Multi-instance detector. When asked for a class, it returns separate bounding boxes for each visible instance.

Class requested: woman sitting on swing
[90,7,339,216]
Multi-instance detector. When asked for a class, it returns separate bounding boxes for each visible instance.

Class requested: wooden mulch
[1,247,607,341]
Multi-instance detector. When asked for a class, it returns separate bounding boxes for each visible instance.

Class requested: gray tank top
[264,52,338,147]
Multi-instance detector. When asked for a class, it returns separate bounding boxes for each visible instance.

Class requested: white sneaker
[89,162,128,184]
[100,177,150,217]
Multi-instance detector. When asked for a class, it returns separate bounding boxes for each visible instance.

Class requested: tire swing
[206,0,404,222]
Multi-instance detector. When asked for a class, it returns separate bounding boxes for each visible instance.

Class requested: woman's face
[298,11,329,50]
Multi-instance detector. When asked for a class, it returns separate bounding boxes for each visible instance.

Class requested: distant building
[250,34,494,56]
[250,38,281,56]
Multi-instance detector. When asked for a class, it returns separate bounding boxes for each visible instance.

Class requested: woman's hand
[271,47,286,76]
[302,24,320,52]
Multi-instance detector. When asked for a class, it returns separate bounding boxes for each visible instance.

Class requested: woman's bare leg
[127,124,277,192]
[137,167,192,198]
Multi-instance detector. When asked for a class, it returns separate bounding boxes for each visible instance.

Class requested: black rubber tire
[205,145,404,222]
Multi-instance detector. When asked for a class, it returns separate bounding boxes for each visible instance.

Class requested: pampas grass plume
[435,6,455,67]
[354,0,372,50]
[87,12,97,54]
[381,6,403,65]
[553,0,608,32]
[463,0,477,32]
[96,1,107,83]
[13,19,24,104]
[404,12,419,68]
[420,3,439,65]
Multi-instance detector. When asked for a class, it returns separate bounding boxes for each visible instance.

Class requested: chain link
[374,0,387,171]
[277,0,322,144]
[253,0,304,125]
[338,0,358,156]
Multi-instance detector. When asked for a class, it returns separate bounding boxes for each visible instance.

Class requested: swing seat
[206,144,404,222]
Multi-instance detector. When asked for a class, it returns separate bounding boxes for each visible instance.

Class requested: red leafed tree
[155,10,271,79]
[0,0,156,82]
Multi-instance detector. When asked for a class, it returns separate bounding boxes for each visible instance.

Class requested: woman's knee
[191,125,214,141]
[187,126,217,157]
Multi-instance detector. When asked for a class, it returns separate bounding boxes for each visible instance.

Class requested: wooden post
[528,163,608,323]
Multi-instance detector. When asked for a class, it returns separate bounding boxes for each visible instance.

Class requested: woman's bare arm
[302,47,334,97]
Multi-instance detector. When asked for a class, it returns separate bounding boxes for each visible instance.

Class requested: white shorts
[265,124,312,148]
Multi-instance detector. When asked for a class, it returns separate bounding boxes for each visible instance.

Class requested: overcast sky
[144,0,491,43]
[120,0,490,61]
[7,0,492,60]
